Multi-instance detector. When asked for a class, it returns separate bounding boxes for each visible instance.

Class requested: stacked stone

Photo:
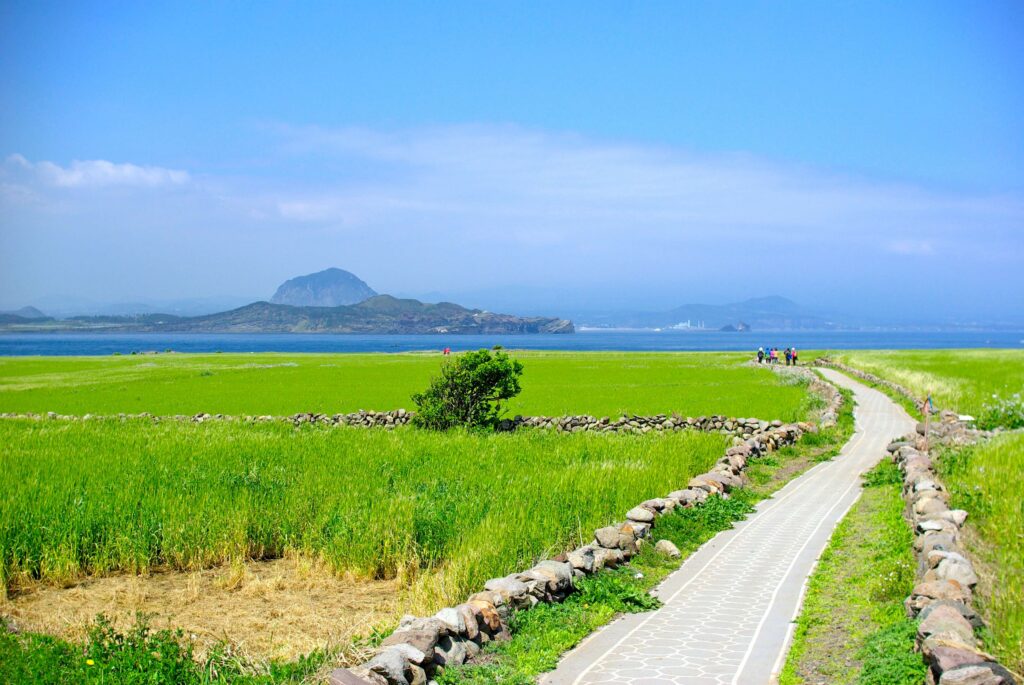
[889,439,1017,685]
[0,410,785,437]
[502,413,775,437]
[328,421,809,685]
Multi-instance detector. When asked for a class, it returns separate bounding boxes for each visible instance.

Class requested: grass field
[936,434,1024,675]
[830,349,1024,417]
[0,418,727,610]
[0,351,811,420]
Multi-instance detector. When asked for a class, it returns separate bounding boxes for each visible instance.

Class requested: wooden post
[923,392,930,452]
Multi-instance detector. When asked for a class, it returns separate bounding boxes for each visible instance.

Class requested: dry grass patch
[1,556,400,664]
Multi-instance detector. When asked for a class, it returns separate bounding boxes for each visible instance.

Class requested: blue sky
[1,1,1022,319]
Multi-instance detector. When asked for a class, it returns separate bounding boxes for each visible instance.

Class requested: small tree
[412,349,524,430]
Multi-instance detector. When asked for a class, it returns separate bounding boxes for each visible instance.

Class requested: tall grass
[0,352,810,420]
[0,419,726,609]
[830,349,1024,418]
[936,434,1024,674]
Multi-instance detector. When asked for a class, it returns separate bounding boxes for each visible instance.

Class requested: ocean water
[0,330,1021,356]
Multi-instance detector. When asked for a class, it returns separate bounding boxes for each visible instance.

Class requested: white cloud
[2,125,1021,316]
[266,124,1024,247]
[5,153,190,188]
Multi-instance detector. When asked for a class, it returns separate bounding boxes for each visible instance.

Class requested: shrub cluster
[411,349,524,430]
[976,393,1024,430]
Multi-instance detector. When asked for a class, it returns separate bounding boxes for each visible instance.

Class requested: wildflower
[86,659,95,666]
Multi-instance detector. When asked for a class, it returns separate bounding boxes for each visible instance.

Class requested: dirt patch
[1,557,401,663]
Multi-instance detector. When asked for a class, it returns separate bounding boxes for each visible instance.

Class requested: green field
[0,351,811,420]
[0,418,727,609]
[936,434,1024,675]
[830,349,1024,417]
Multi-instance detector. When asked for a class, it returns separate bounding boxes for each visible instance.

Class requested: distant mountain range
[0,269,574,335]
[5,271,1018,335]
[0,306,52,325]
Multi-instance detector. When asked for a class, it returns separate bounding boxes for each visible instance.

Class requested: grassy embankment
[811,349,1024,678]
[830,349,1024,418]
[0,351,810,420]
[935,434,1024,675]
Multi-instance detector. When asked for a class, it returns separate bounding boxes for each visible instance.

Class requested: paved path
[541,369,916,685]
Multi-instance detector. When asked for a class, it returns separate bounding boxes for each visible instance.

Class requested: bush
[976,393,1024,430]
[411,349,524,430]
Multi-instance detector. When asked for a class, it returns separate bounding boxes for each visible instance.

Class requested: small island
[0,268,575,335]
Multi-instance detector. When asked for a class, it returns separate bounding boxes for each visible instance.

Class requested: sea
[0,330,1021,356]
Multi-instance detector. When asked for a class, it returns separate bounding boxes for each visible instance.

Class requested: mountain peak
[1,306,48,319]
[270,268,377,307]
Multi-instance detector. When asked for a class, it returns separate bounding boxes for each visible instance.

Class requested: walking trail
[541,369,916,685]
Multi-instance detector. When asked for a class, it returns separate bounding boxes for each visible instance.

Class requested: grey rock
[626,506,655,523]
[369,647,411,685]
[919,600,986,631]
[938,663,1016,684]
[328,668,385,685]
[654,539,681,558]
[433,607,465,635]
[918,604,976,644]
[484,576,529,598]
[932,558,980,588]
[567,546,597,573]
[594,525,621,549]
[433,635,468,667]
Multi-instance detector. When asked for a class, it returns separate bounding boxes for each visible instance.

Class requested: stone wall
[0,410,797,438]
[3,364,843,437]
[890,435,1018,684]
[329,413,827,685]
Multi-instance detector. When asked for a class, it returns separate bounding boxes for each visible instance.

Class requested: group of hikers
[757,346,799,365]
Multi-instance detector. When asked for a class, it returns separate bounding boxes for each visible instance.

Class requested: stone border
[0,410,799,438]
[328,377,844,685]
[889,434,1018,684]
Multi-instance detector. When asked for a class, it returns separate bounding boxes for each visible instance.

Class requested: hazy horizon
[2,3,1022,324]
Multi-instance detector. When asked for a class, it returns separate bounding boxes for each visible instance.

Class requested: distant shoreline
[0,330,1021,357]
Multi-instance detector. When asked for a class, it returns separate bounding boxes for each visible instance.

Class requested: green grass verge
[0,351,811,420]
[0,614,328,685]
[829,349,1024,419]
[935,434,1024,675]
[0,419,726,609]
[779,460,925,685]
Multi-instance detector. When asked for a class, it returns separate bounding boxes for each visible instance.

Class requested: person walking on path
[757,347,765,364]
[792,348,799,365]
